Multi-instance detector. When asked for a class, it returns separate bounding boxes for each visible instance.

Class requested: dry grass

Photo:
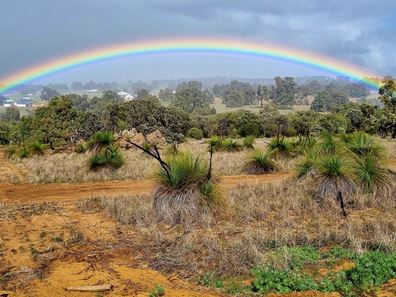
[19,140,269,183]
[14,138,396,184]
[82,178,396,276]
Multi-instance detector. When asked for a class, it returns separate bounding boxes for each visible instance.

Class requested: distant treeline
[0,80,395,149]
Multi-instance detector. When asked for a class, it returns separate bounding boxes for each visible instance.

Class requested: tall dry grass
[83,178,396,276]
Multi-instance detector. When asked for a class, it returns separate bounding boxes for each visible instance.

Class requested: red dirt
[0,172,292,203]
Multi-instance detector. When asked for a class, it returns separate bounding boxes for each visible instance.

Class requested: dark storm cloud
[1,0,395,81]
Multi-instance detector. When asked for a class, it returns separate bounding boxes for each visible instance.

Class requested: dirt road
[0,172,291,203]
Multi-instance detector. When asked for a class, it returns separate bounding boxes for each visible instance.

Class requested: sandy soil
[0,173,291,203]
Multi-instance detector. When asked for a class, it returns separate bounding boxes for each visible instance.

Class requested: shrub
[75,142,87,154]
[221,138,242,152]
[208,136,223,152]
[315,155,355,199]
[318,133,340,155]
[154,151,219,224]
[267,137,293,158]
[89,146,124,170]
[88,131,115,152]
[354,155,394,194]
[18,146,30,158]
[188,127,204,140]
[29,142,47,156]
[243,136,255,149]
[239,121,260,137]
[344,132,383,158]
[244,150,277,174]
[149,285,165,297]
[296,151,318,178]
[251,267,318,294]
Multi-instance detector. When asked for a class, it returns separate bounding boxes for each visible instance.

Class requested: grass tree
[88,131,124,170]
[244,150,278,174]
[126,139,220,224]
[267,137,293,159]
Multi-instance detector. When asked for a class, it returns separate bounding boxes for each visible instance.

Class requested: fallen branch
[65,284,113,292]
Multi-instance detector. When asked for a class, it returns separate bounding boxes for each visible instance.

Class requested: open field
[1,137,396,296]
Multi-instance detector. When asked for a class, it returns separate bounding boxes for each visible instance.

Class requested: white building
[117,91,135,101]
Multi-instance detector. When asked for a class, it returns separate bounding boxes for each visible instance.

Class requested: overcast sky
[1,0,395,83]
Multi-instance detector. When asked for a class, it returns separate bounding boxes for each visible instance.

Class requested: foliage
[244,150,277,174]
[271,76,297,106]
[242,136,255,149]
[89,146,124,170]
[158,88,175,102]
[311,90,348,112]
[187,127,203,140]
[18,146,30,158]
[221,138,242,152]
[217,80,257,107]
[353,155,393,193]
[29,141,47,156]
[1,106,20,122]
[40,87,60,101]
[88,131,115,153]
[156,152,208,189]
[148,285,165,297]
[344,132,383,158]
[252,267,318,294]
[171,81,214,115]
[267,137,293,158]
[197,272,224,288]
[75,142,87,154]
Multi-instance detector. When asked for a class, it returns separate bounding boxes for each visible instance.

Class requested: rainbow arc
[0,38,382,93]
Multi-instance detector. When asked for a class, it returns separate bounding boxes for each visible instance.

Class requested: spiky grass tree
[354,155,394,194]
[344,132,384,158]
[126,139,220,224]
[243,136,256,150]
[315,155,356,203]
[317,132,340,155]
[88,131,115,153]
[244,150,278,174]
[296,150,319,178]
[221,138,242,152]
[267,137,293,159]
[29,142,47,156]
[88,132,123,170]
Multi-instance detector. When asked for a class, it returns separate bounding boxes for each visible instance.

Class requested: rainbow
[0,38,382,93]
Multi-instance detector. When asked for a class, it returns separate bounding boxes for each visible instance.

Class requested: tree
[171,81,214,114]
[40,87,60,101]
[102,90,122,102]
[158,88,175,102]
[1,106,20,122]
[221,80,257,107]
[311,90,348,111]
[257,85,270,108]
[290,111,319,141]
[271,77,297,106]
[378,80,396,138]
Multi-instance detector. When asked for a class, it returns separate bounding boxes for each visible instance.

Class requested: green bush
[208,136,223,151]
[244,150,277,174]
[187,127,204,140]
[251,267,318,294]
[75,143,87,154]
[88,131,115,152]
[267,137,293,158]
[243,136,255,149]
[29,142,47,156]
[156,152,208,189]
[239,121,260,137]
[89,146,124,170]
[148,285,165,297]
[221,138,242,152]
[18,147,30,158]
